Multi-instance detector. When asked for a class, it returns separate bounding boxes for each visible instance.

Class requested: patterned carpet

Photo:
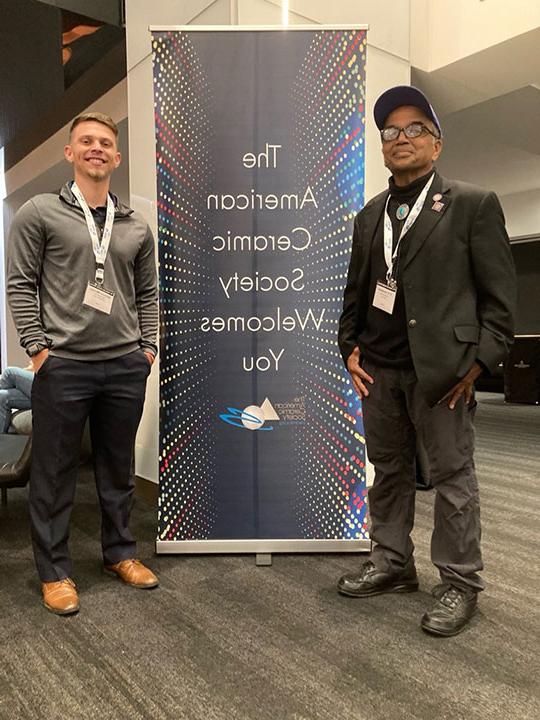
[0,393,538,720]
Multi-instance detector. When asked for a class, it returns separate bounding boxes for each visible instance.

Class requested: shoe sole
[43,601,80,616]
[338,582,419,598]
[103,567,159,589]
[421,607,478,637]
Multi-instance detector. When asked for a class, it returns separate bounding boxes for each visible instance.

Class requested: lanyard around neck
[383,172,435,285]
[72,182,115,285]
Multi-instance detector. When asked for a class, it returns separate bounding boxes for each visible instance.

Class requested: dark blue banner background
[153,29,368,542]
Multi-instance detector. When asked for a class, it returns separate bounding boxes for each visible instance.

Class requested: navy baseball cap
[374,85,442,138]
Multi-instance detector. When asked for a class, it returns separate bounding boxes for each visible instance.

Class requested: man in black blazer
[337,86,516,636]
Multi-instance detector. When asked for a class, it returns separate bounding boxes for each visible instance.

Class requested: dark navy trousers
[30,350,151,582]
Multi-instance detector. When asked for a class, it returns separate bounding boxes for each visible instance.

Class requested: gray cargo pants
[361,359,483,592]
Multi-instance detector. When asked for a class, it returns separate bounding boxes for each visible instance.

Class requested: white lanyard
[72,182,115,285]
[383,172,435,285]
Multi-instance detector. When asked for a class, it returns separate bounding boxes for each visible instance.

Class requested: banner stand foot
[255,553,272,566]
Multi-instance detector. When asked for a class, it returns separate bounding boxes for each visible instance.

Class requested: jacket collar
[362,171,452,270]
[401,171,452,270]
[59,181,133,218]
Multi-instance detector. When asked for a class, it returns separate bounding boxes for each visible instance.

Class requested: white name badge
[373,280,397,315]
[83,282,115,315]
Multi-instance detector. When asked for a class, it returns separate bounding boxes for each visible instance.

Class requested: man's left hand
[439,361,483,409]
[144,352,155,366]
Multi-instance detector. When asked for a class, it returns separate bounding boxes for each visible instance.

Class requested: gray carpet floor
[0,393,538,720]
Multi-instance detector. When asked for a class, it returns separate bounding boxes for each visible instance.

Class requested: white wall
[501,189,540,239]
[411,0,540,71]
[126,0,411,482]
[409,1,540,243]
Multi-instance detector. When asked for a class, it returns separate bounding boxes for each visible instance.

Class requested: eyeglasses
[380,122,440,143]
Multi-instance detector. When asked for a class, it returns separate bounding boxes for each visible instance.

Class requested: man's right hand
[346,346,374,398]
[30,348,49,373]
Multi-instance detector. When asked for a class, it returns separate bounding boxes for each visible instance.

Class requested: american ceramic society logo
[219,397,305,431]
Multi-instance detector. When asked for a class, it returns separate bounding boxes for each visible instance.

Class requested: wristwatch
[27,342,47,357]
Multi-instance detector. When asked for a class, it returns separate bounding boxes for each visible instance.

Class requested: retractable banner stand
[151,26,370,553]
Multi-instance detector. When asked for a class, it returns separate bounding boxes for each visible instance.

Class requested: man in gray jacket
[7,112,159,615]
[337,87,516,636]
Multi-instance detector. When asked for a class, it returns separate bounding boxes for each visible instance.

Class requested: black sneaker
[421,585,478,637]
[338,559,419,598]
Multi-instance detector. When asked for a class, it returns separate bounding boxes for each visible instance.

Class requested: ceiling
[1,3,539,204]
[413,26,540,200]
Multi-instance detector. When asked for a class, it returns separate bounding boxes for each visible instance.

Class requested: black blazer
[338,172,516,406]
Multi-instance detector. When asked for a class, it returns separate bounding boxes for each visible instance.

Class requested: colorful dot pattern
[290,31,369,540]
[152,30,368,542]
[153,31,218,541]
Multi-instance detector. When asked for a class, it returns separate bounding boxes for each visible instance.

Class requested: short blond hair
[69,112,118,138]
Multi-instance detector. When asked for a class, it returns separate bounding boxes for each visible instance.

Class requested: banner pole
[281,1,289,26]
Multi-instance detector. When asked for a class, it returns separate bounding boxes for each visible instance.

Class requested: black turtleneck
[358,168,436,369]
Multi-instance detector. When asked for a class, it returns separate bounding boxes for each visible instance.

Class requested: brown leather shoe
[42,578,80,615]
[104,559,159,588]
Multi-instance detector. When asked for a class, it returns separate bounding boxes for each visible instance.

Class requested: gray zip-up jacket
[7,182,158,360]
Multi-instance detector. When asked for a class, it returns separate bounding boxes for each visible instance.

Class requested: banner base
[156,539,371,554]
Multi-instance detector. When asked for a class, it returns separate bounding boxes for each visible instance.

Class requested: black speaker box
[504,336,540,404]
